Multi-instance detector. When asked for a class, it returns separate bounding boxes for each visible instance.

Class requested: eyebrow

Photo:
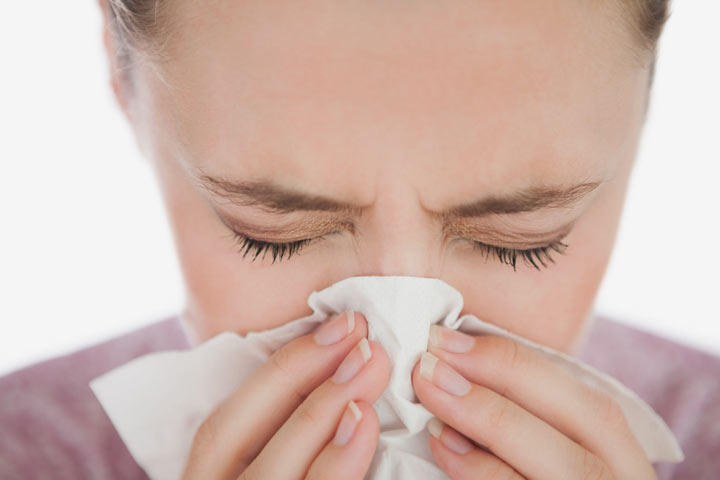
[197,173,603,219]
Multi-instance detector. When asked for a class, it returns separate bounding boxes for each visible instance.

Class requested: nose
[353,187,443,278]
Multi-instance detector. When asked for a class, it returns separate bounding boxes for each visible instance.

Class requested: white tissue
[89,275,684,480]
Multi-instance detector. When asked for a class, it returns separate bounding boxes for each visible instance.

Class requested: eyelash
[231,231,315,264]
[470,240,569,272]
[230,231,569,271]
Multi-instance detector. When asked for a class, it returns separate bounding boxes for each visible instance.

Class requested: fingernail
[428,325,475,353]
[314,310,355,346]
[420,351,438,381]
[333,400,363,446]
[427,417,474,454]
[427,416,444,438]
[332,338,372,384]
[420,352,471,396]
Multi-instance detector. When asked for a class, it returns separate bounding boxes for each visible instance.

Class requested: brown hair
[614,0,673,90]
[105,0,672,91]
[104,0,175,94]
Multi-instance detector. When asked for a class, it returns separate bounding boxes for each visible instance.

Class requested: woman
[1,0,718,478]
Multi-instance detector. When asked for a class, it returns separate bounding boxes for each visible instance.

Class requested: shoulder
[577,314,720,479]
[0,315,190,479]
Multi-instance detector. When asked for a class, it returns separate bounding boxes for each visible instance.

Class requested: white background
[1,2,718,376]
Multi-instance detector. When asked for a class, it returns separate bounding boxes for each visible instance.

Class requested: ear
[97,0,133,120]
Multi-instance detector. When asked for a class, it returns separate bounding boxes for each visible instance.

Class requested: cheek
[451,174,629,353]
[153,149,353,344]
[448,233,609,354]
[169,201,330,343]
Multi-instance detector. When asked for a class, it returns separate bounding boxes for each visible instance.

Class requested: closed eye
[228,228,569,271]
[469,239,569,271]
[229,230,318,264]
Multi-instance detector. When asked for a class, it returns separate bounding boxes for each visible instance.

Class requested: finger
[428,327,652,478]
[413,353,615,480]
[241,340,391,480]
[426,417,526,480]
[183,310,368,479]
[305,401,380,480]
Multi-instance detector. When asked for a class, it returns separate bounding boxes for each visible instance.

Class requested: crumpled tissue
[89,275,683,480]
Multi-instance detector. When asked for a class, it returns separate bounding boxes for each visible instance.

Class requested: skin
[99,0,656,478]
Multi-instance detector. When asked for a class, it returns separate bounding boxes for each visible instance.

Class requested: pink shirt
[1,314,718,479]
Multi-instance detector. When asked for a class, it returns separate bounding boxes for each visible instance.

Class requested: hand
[182,310,391,480]
[412,325,657,479]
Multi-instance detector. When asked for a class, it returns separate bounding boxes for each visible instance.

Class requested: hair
[614,0,674,92]
[105,0,672,94]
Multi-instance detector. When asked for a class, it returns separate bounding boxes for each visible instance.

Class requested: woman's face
[109,0,651,354]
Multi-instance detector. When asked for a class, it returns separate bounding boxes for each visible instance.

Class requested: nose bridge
[354,190,442,278]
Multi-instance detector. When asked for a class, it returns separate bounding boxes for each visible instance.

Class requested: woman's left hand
[411,325,657,480]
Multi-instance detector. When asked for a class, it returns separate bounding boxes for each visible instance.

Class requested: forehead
[152,0,648,205]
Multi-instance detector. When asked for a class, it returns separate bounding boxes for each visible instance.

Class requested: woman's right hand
[181,310,391,480]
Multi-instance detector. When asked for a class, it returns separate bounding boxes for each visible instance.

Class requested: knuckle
[472,392,517,451]
[482,336,529,382]
[267,348,305,404]
[588,387,627,432]
[295,396,324,428]
[477,336,535,399]
[269,345,295,378]
[485,394,516,431]
[497,337,526,372]
[578,448,612,480]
